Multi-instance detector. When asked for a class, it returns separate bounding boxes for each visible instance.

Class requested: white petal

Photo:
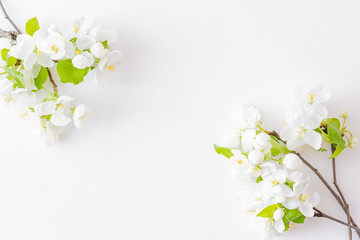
[51,111,72,126]
[300,202,314,217]
[283,153,302,170]
[37,54,54,68]
[35,101,56,116]
[283,198,300,209]
[275,220,285,233]
[310,192,320,206]
[304,130,322,150]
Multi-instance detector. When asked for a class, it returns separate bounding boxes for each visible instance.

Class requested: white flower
[232,105,261,130]
[282,153,302,170]
[291,86,331,119]
[95,50,123,85]
[73,104,92,129]
[280,106,322,151]
[35,101,56,116]
[283,181,320,217]
[50,96,73,127]
[59,17,97,40]
[253,132,271,153]
[8,34,35,60]
[90,42,108,58]
[33,119,63,147]
[273,208,285,233]
[0,78,14,103]
[241,128,256,152]
[76,35,96,51]
[72,51,94,69]
[248,149,264,165]
[36,31,66,60]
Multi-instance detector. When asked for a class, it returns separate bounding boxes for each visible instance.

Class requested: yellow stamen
[237,160,243,165]
[19,113,29,119]
[36,49,43,55]
[309,93,316,104]
[75,50,82,55]
[5,96,12,102]
[74,25,80,33]
[51,45,57,52]
[290,222,296,229]
[268,218,275,223]
[271,180,278,186]
[301,193,309,202]
[106,65,116,72]
[254,197,261,202]
[253,167,260,173]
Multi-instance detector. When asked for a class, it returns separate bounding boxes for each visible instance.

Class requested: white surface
[0,0,359,239]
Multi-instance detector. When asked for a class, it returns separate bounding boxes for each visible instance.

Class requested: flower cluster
[0,16,122,146]
[215,86,357,239]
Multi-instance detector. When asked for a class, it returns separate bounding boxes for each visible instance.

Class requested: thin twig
[47,68,57,93]
[0,0,21,33]
[314,208,360,232]
[269,131,360,238]
[332,144,352,240]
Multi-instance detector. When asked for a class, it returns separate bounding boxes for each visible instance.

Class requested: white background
[0,0,359,239]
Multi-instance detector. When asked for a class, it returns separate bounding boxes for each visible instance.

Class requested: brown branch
[46,67,57,93]
[0,27,17,41]
[332,144,352,239]
[314,208,360,232]
[0,0,21,33]
[269,131,360,238]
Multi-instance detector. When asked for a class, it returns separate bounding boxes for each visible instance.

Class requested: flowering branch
[269,131,360,238]
[0,1,122,146]
[215,87,360,239]
[331,144,353,239]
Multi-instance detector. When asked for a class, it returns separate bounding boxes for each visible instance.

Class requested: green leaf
[329,145,345,159]
[1,48,9,61]
[257,204,280,218]
[56,60,89,85]
[256,175,263,183]
[101,40,108,49]
[327,118,345,147]
[4,67,24,88]
[214,145,234,159]
[34,66,48,90]
[315,127,331,143]
[270,136,291,156]
[1,48,17,66]
[25,17,40,36]
[282,208,305,229]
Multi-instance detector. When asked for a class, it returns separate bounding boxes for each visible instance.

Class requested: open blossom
[96,50,123,85]
[280,105,322,151]
[73,104,92,130]
[291,86,331,119]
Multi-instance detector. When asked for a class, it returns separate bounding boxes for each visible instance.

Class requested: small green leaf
[34,66,48,90]
[1,48,17,66]
[57,60,89,85]
[4,67,24,88]
[214,145,234,159]
[257,204,280,218]
[25,17,40,36]
[315,127,331,143]
[329,145,345,159]
[327,118,345,147]
[270,136,291,156]
[101,40,108,49]
[256,175,263,183]
[1,48,9,61]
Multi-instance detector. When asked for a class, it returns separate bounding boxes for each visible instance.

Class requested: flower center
[299,193,309,202]
[106,65,116,72]
[290,222,296,229]
[309,93,316,104]
[271,180,279,186]
[75,49,82,55]
[297,126,307,139]
[74,25,80,33]
[51,45,58,52]
[19,113,29,119]
[4,96,12,102]
[237,159,243,165]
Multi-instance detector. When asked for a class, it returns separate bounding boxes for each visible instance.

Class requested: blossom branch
[331,144,353,239]
[46,67,58,93]
[0,0,21,33]
[314,208,360,232]
[269,131,360,237]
